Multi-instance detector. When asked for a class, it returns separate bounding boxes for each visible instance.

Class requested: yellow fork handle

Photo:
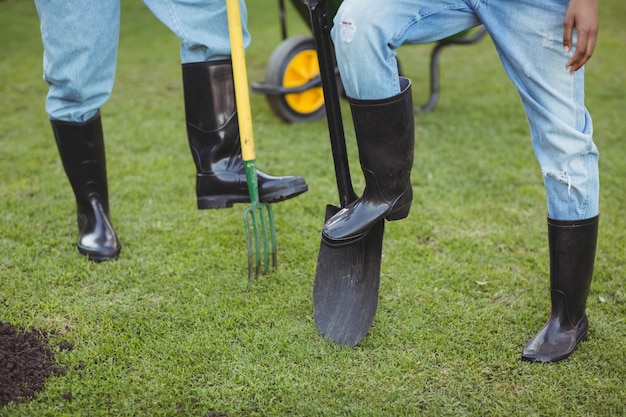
[226,0,255,163]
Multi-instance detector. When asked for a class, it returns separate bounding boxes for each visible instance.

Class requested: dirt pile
[0,321,65,406]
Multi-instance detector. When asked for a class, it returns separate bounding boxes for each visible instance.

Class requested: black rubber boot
[182,60,308,209]
[51,112,121,261]
[522,215,599,363]
[322,78,414,246]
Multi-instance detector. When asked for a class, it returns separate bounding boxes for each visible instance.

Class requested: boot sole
[78,247,120,262]
[197,184,308,209]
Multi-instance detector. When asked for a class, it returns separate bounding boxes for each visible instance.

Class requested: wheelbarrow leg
[414,26,488,114]
[279,0,288,40]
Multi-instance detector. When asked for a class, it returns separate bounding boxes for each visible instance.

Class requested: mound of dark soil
[0,321,63,406]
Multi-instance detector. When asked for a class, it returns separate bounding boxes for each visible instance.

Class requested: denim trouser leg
[331,0,481,100]
[35,1,121,122]
[142,0,249,63]
[331,0,599,221]
[477,1,599,220]
[35,0,249,122]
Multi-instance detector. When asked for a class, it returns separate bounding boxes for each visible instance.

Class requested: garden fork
[226,0,277,280]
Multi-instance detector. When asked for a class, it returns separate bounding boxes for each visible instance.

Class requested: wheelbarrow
[251,0,488,123]
[251,0,341,123]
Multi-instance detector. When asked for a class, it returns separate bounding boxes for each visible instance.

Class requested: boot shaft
[182,60,240,171]
[348,78,414,202]
[182,59,237,131]
[51,112,109,214]
[548,215,599,326]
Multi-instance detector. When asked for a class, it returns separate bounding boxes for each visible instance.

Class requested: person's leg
[35,1,121,260]
[477,0,598,221]
[323,0,480,244]
[331,0,481,100]
[144,0,307,207]
[142,0,245,63]
[35,1,120,122]
[477,0,599,361]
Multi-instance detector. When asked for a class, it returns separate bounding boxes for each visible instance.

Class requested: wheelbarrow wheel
[264,35,327,123]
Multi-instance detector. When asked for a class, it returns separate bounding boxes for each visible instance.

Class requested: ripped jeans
[331,0,599,221]
[34,0,249,123]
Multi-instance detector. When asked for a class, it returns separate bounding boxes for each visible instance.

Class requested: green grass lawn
[1,0,625,416]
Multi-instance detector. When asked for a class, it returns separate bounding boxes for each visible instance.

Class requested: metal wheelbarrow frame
[251,0,487,122]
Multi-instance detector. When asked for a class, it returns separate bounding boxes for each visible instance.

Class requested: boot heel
[197,195,239,209]
[386,203,411,221]
[386,188,412,221]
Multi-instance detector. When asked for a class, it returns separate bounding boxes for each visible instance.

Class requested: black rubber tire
[264,35,326,123]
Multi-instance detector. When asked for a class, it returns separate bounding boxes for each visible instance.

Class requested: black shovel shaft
[307,0,385,347]
[303,0,357,208]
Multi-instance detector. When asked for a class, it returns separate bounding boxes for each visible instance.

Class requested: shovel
[303,0,385,346]
[226,0,277,280]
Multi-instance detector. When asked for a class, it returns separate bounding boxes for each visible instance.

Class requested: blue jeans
[331,0,599,221]
[34,0,249,123]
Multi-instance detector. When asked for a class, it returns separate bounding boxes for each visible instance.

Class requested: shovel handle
[303,0,357,208]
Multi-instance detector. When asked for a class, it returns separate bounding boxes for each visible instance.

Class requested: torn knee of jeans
[542,29,558,50]
[339,17,356,43]
[543,169,572,195]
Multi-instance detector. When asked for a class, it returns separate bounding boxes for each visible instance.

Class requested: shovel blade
[313,204,384,346]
